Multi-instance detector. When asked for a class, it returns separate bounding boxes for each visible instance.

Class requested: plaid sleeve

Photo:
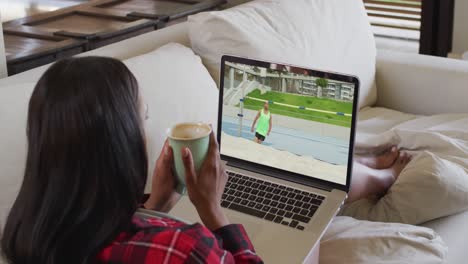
[213,224,263,263]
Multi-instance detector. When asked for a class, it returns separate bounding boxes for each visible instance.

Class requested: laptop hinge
[226,160,335,192]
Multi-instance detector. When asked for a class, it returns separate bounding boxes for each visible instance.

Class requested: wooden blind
[364,0,422,40]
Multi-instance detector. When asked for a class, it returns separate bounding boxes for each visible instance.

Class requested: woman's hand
[182,130,229,230]
[144,140,181,213]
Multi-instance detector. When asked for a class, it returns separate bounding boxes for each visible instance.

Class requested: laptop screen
[219,57,357,186]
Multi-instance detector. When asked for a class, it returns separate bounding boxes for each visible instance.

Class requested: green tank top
[256,109,270,136]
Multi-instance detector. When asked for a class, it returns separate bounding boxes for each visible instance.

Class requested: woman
[1,57,263,264]
[1,57,411,264]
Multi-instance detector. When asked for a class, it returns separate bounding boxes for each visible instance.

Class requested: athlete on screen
[251,101,273,144]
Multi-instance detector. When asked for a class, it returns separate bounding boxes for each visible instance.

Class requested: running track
[221,116,349,165]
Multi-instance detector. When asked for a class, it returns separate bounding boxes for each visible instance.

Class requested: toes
[388,145,398,156]
[399,152,412,164]
[398,152,407,164]
[390,146,400,160]
[383,145,399,162]
[407,153,413,161]
[402,155,408,164]
[405,154,413,164]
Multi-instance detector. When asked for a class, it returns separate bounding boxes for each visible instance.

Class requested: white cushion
[122,43,219,191]
[188,0,377,109]
[0,12,7,78]
[462,51,468,61]
[0,83,34,228]
[321,216,448,264]
[375,50,468,115]
[0,43,219,228]
[422,210,468,264]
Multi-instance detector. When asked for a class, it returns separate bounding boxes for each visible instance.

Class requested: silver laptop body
[170,55,360,263]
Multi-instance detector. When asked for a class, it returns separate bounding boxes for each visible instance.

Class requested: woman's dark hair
[1,57,148,264]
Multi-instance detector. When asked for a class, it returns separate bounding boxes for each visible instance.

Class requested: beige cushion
[122,43,219,191]
[0,12,7,78]
[0,83,34,228]
[188,0,377,109]
[342,151,468,225]
[375,50,468,115]
[422,210,468,264]
[321,216,448,264]
[345,108,468,226]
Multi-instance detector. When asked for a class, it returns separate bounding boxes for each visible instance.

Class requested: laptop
[170,55,359,263]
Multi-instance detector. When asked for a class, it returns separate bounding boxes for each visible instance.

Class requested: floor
[0,0,89,22]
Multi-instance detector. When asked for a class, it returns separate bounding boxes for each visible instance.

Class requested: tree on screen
[315,78,328,98]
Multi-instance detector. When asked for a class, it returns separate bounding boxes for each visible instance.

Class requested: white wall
[452,0,468,55]
[0,11,7,78]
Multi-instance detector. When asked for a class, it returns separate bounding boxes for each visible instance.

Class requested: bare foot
[347,153,413,203]
[387,152,412,181]
[355,146,399,169]
[372,152,412,196]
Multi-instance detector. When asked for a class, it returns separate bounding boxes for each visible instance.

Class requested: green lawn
[241,89,352,128]
[247,89,353,114]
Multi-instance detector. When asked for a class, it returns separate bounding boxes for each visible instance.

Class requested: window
[364,0,455,57]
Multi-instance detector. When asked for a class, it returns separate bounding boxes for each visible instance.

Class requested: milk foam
[170,123,211,139]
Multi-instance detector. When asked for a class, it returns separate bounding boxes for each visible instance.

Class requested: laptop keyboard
[221,171,326,231]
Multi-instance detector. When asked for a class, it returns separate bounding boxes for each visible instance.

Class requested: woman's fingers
[220,169,228,189]
[154,140,172,175]
[208,129,219,155]
[163,143,173,163]
[182,147,197,186]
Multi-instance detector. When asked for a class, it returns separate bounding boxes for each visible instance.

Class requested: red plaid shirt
[97,214,263,263]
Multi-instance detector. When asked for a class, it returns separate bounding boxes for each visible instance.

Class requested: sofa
[1,1,467,263]
[0,12,7,79]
